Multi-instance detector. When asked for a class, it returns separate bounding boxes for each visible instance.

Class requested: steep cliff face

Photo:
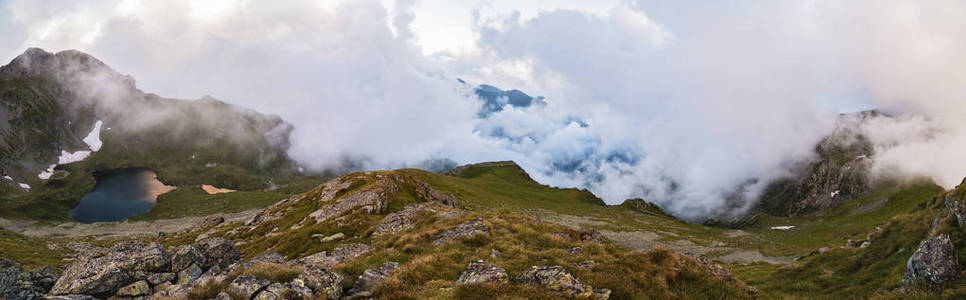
[754,111,882,216]
[0,48,298,217]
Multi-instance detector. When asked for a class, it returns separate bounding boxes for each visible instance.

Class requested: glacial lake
[68,169,174,223]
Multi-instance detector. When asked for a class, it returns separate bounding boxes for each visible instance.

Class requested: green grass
[126,186,288,221]
[740,178,943,256]
[730,179,966,299]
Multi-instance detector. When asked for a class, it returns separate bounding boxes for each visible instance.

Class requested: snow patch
[831,190,840,198]
[770,226,796,230]
[38,120,103,180]
[83,120,103,151]
[2,175,11,181]
[38,164,57,179]
[18,183,30,190]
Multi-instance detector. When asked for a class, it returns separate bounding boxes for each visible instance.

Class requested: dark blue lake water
[68,169,172,223]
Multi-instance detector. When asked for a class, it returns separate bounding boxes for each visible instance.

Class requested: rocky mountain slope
[753,110,884,217]
[0,48,302,219]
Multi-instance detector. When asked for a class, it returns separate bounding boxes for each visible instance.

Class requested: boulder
[1,258,58,300]
[297,266,343,299]
[372,202,436,237]
[517,266,609,299]
[320,233,345,243]
[227,275,270,299]
[170,244,207,272]
[253,282,285,300]
[114,280,150,297]
[456,261,509,284]
[200,216,226,228]
[579,228,607,244]
[432,218,490,246]
[195,238,241,269]
[902,234,960,288]
[243,252,289,268]
[146,272,175,286]
[345,262,399,298]
[945,194,966,227]
[308,178,395,222]
[39,295,97,300]
[49,241,169,296]
[214,292,232,300]
[298,244,373,268]
[176,264,204,285]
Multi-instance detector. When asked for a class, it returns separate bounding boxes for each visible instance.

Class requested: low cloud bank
[3,0,966,220]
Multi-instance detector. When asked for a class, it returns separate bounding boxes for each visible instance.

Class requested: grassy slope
[163,167,755,299]
[731,179,966,299]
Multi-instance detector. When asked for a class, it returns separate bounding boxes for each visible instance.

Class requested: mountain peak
[0,47,134,89]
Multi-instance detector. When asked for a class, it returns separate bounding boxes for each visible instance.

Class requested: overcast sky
[2,0,965,220]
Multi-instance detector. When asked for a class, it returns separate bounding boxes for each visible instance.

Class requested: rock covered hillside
[0,48,300,219]
[1,167,755,299]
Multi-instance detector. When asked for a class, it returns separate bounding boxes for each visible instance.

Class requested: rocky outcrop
[373,202,436,237]
[49,241,169,296]
[1,258,58,300]
[755,111,882,216]
[114,280,150,297]
[902,234,960,289]
[579,228,607,244]
[308,177,395,222]
[298,244,373,268]
[432,218,490,245]
[945,194,966,227]
[456,261,509,284]
[298,266,344,299]
[345,262,399,298]
[46,237,241,299]
[516,266,610,299]
[227,275,270,299]
[195,237,241,269]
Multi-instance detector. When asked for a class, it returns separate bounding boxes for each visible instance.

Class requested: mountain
[0,48,302,219]
[753,110,885,216]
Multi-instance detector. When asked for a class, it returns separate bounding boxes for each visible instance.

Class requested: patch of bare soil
[202,184,236,194]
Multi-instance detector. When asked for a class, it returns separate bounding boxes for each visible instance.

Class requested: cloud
[2,0,966,221]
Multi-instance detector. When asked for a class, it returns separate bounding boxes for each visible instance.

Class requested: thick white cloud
[2,0,966,220]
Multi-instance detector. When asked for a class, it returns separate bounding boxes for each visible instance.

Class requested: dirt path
[0,209,259,239]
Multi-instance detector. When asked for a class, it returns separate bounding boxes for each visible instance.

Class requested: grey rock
[298,244,373,268]
[566,247,582,255]
[320,233,345,243]
[372,202,439,237]
[432,218,490,246]
[170,244,207,272]
[2,258,58,300]
[297,265,343,299]
[490,249,502,258]
[214,292,232,300]
[226,275,269,300]
[456,260,509,284]
[243,252,288,268]
[114,280,150,297]
[517,266,608,299]
[40,295,97,300]
[946,194,966,227]
[579,228,607,244]
[308,177,395,222]
[902,234,960,288]
[346,262,399,298]
[195,238,241,269]
[50,241,169,296]
[176,264,203,285]
[146,272,175,286]
[200,216,225,228]
[817,247,831,254]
